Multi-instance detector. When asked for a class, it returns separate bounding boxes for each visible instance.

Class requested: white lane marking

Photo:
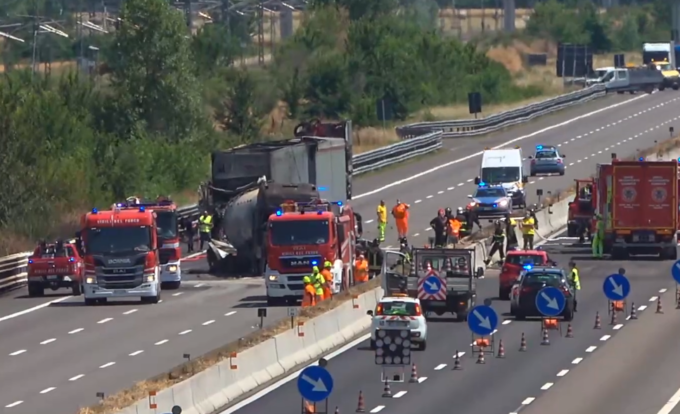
[447,187,455,191]
[541,383,553,390]
[98,317,114,324]
[9,350,26,356]
[466,178,473,182]
[454,351,466,358]
[659,288,668,293]
[413,233,420,237]
[613,324,624,330]
[370,406,385,413]
[225,311,237,316]
[418,377,427,383]
[502,320,512,325]
[639,305,648,311]
[195,283,205,288]
[129,350,144,356]
[600,335,611,341]
[557,369,569,377]
[173,292,184,296]
[521,397,535,405]
[0,296,71,323]
[586,346,597,352]
[179,329,192,335]
[415,199,422,203]
[393,391,408,398]
[68,328,84,334]
[155,339,169,345]
[202,320,216,326]
[40,387,56,394]
[69,374,84,381]
[5,401,23,408]
[426,195,433,199]
[457,182,465,186]
[365,219,374,224]
[40,338,56,345]
[352,94,646,200]
[656,384,680,414]
[123,309,138,315]
[99,362,116,368]
[437,191,444,195]
[650,296,658,302]
[434,363,447,370]
[572,357,583,364]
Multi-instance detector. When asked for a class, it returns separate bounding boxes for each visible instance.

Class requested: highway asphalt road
[2,90,680,413]
[227,234,680,414]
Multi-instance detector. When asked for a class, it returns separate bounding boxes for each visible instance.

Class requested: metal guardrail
[0,204,202,295]
[0,86,607,294]
[395,85,606,139]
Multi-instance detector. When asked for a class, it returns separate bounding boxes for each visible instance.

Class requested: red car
[498,250,554,299]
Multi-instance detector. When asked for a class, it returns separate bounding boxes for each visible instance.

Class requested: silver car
[528,145,565,176]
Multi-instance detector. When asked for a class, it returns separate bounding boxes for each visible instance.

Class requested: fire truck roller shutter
[331,259,344,294]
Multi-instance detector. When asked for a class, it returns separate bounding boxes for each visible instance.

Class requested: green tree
[192,24,240,77]
[215,69,264,143]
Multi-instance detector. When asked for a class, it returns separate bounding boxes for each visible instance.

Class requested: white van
[474,148,528,208]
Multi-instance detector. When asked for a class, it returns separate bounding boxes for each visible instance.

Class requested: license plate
[113,290,126,295]
[292,291,303,295]
[47,275,58,280]
[387,321,409,327]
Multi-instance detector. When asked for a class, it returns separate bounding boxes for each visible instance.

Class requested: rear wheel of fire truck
[27,283,44,297]
[71,282,82,296]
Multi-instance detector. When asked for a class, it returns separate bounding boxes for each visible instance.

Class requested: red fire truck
[264,199,358,305]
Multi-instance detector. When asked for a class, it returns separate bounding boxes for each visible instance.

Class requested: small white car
[367,295,428,350]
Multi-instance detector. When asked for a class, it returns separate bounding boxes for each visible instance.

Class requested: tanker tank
[219,181,319,274]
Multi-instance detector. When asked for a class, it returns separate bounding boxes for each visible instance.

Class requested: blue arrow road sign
[535,286,566,317]
[603,273,630,301]
[467,305,498,336]
[672,260,680,284]
[422,275,442,295]
[297,366,334,402]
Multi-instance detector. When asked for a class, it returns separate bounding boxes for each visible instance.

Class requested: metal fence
[0,85,607,293]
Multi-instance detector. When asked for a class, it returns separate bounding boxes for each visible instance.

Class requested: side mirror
[474,177,481,185]
[522,176,529,184]
[366,310,373,316]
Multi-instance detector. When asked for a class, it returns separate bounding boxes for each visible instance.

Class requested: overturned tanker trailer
[202,124,354,275]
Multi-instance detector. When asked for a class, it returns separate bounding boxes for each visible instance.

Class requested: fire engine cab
[265,199,357,305]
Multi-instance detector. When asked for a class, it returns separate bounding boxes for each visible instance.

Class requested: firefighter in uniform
[569,261,581,311]
[485,220,505,265]
[366,239,384,279]
[430,209,448,247]
[503,212,518,253]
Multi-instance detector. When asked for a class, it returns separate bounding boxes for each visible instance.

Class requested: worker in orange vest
[447,215,462,246]
[354,254,369,284]
[321,260,333,299]
[302,274,317,307]
[391,200,411,240]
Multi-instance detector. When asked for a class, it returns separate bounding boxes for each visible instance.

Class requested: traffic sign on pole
[671,260,680,284]
[467,305,498,336]
[535,286,566,316]
[297,366,334,402]
[602,273,630,301]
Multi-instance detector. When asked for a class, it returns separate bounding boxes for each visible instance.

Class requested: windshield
[380,301,418,316]
[475,188,505,198]
[156,210,178,239]
[268,220,330,246]
[85,227,152,255]
[506,254,545,265]
[594,70,609,78]
[536,151,557,159]
[481,167,520,183]
[523,272,563,287]
[656,63,672,71]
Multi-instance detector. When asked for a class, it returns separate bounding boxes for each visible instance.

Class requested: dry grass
[78,278,381,414]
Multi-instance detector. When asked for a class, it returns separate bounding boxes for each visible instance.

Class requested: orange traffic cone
[409,363,418,383]
[304,401,315,413]
[382,379,392,398]
[630,302,638,320]
[565,323,574,338]
[476,349,486,364]
[519,332,527,352]
[657,296,664,314]
[541,329,550,345]
[594,311,602,329]
[355,391,366,413]
[496,339,505,358]
[452,351,462,370]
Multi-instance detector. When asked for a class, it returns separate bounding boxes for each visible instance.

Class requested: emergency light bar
[120,200,174,208]
[536,145,543,150]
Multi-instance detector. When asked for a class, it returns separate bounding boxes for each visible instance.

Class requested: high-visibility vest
[199,215,213,233]
[355,260,368,282]
[522,217,535,235]
[392,204,406,219]
[448,219,461,236]
[377,205,387,223]
[313,273,324,295]
[571,269,581,290]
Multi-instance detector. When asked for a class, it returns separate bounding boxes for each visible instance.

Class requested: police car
[528,145,565,176]
[467,184,513,219]
[367,294,428,350]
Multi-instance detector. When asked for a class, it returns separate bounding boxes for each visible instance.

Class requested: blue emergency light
[318,186,327,191]
[523,264,533,270]
[92,208,98,214]
[276,209,282,216]
[28,259,33,264]
[336,201,342,206]
[536,145,543,150]
[479,181,487,187]
[311,260,318,266]
[639,157,644,161]
[69,257,75,262]
[139,206,145,212]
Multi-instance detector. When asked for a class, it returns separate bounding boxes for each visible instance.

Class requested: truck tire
[667,247,678,261]
[27,283,44,297]
[71,282,82,296]
[84,298,97,306]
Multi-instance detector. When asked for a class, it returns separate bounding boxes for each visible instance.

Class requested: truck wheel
[71,283,82,296]
[84,298,97,306]
[563,305,574,321]
[455,312,468,322]
[667,247,678,261]
[27,283,44,297]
